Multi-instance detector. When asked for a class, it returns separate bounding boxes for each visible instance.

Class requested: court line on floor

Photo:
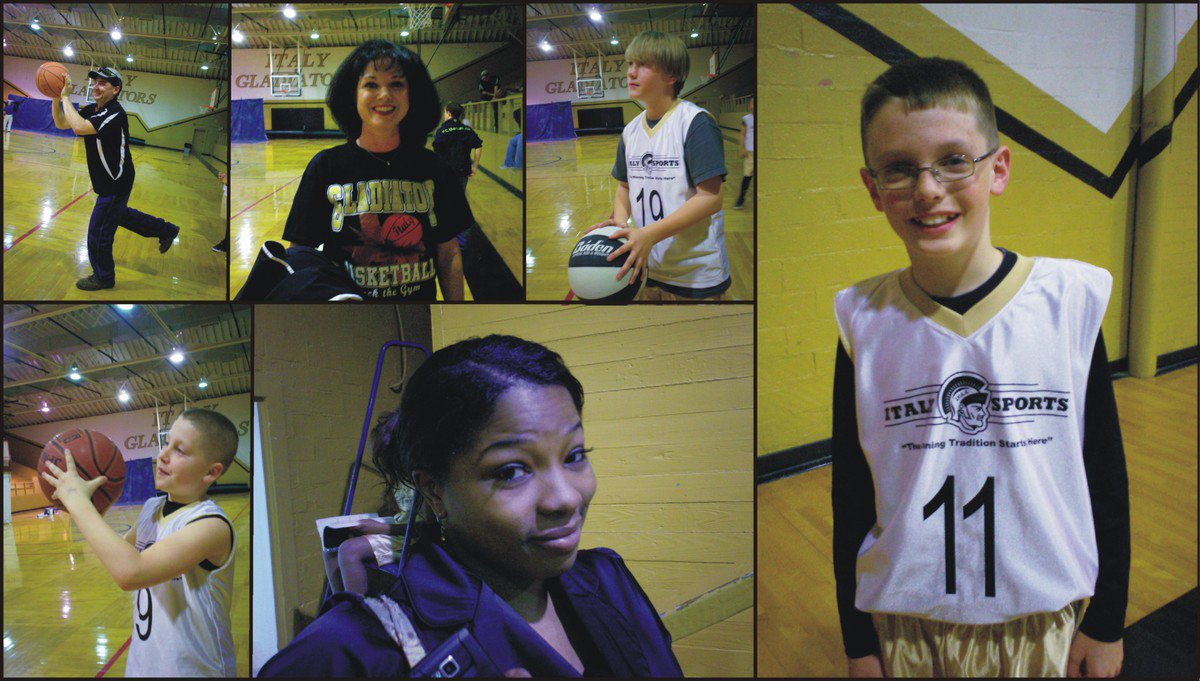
[3,189,93,253]
[476,164,523,199]
[96,637,131,678]
[232,176,300,219]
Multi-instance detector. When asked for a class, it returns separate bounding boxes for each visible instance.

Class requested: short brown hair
[860,57,999,163]
[625,30,689,97]
[179,408,238,476]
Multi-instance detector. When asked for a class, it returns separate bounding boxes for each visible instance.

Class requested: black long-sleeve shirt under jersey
[831,249,1131,658]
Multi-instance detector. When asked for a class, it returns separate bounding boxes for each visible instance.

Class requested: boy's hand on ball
[60,74,73,99]
[1067,631,1122,677]
[583,217,618,235]
[607,227,652,284]
[40,451,107,508]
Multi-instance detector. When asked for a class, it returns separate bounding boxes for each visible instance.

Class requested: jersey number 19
[635,188,664,225]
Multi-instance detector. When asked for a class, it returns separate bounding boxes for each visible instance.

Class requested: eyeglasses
[867,148,998,191]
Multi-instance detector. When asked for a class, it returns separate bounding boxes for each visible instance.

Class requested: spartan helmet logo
[640,152,655,174]
[938,372,991,435]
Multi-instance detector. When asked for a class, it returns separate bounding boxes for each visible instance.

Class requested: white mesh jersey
[622,99,729,289]
[125,495,236,677]
[833,255,1112,624]
[742,113,754,153]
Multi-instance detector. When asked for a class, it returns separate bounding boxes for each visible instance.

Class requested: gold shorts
[743,151,754,177]
[873,601,1086,677]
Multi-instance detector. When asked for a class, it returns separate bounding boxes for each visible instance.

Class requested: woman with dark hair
[261,336,682,678]
[281,39,470,300]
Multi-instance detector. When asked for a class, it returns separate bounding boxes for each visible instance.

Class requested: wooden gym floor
[229,132,523,301]
[2,130,227,301]
[525,131,754,302]
[755,365,1199,677]
[2,492,250,677]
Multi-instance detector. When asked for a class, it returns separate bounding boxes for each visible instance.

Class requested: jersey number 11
[923,475,996,597]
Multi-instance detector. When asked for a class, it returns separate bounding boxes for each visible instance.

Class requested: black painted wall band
[792,3,1198,198]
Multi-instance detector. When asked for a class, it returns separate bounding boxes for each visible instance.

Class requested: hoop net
[408,4,436,32]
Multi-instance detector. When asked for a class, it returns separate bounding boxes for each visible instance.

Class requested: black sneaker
[159,225,180,254]
[76,275,115,291]
[212,239,228,254]
[732,201,745,210]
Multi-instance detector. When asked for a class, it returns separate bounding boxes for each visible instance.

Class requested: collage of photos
[2,3,1196,679]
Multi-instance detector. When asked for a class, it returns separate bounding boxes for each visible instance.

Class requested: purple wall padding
[527,101,576,142]
[232,98,268,143]
[116,457,157,506]
[11,96,77,137]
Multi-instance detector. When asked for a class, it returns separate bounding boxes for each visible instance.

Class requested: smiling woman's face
[422,382,596,587]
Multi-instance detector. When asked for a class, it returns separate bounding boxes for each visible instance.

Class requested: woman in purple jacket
[261,335,682,677]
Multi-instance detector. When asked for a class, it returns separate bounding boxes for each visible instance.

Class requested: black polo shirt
[77,98,135,196]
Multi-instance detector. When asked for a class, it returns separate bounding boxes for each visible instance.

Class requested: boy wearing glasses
[831,58,1129,677]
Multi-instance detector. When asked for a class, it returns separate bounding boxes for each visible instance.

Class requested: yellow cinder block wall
[256,305,430,630]
[758,4,1195,456]
[432,305,753,678]
[1129,23,1198,372]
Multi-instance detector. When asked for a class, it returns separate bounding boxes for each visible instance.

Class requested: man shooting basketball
[51,66,182,291]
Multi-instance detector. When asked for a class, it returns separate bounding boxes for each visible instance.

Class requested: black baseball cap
[88,66,123,87]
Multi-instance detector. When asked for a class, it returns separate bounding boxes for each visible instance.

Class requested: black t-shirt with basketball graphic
[283,141,472,300]
[77,99,135,197]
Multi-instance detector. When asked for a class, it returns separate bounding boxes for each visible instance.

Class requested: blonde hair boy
[585,30,732,300]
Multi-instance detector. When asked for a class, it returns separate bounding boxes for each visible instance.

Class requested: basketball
[568,225,646,302]
[38,429,126,515]
[36,62,71,99]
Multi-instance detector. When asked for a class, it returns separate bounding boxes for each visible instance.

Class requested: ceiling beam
[527,5,684,23]
[236,4,428,16]
[4,338,249,389]
[3,305,92,330]
[2,341,63,370]
[0,20,227,46]
[3,43,225,73]
[8,371,252,417]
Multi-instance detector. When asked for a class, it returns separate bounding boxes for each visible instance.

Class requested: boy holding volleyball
[831,57,1129,678]
[589,30,730,300]
[50,67,182,291]
[40,408,239,677]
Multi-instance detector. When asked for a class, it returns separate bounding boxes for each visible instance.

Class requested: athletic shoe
[212,239,228,253]
[76,275,115,291]
[732,201,745,210]
[159,225,180,254]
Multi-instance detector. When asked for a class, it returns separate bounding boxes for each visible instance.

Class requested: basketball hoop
[407,4,436,33]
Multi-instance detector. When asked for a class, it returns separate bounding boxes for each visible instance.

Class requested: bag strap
[362,595,427,670]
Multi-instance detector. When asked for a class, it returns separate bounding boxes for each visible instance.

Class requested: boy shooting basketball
[587,30,731,300]
[50,66,182,291]
[40,409,239,677]
[831,57,1129,678]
